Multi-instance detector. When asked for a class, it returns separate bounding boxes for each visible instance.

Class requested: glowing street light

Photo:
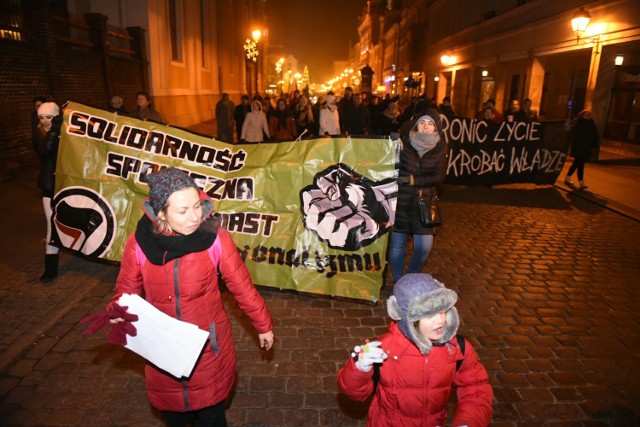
[571,7,590,41]
[252,29,262,43]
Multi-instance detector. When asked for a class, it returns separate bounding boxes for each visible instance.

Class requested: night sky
[266,0,367,83]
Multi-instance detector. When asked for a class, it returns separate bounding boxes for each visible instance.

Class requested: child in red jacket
[337,273,493,427]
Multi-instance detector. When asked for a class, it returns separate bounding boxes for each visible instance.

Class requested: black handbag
[417,188,442,227]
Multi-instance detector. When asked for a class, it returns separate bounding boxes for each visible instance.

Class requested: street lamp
[440,54,456,66]
[571,7,590,42]
[252,29,261,44]
[275,57,285,95]
[569,6,600,50]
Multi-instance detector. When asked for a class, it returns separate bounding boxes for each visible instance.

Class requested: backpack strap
[372,362,381,392]
[208,235,221,267]
[371,333,466,395]
[456,334,466,371]
[135,241,146,272]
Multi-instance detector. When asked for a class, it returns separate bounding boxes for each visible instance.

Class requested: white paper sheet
[118,293,210,378]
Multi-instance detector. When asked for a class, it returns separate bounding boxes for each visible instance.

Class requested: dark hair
[136,91,150,101]
[241,94,249,101]
[412,99,430,117]
[442,96,451,103]
[33,96,47,104]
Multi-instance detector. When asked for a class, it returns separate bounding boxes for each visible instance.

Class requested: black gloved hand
[397,176,411,185]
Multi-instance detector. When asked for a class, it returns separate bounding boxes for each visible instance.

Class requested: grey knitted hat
[145,167,199,214]
[387,273,459,354]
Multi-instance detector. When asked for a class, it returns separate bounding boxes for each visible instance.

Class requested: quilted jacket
[112,226,273,412]
[337,322,493,427]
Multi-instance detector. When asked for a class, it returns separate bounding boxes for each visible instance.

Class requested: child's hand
[352,340,388,372]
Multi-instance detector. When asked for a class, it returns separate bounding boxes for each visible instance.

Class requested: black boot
[40,254,58,282]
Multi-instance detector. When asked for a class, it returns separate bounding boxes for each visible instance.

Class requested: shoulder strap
[208,234,222,267]
[135,242,146,270]
[456,334,466,371]
[372,362,381,393]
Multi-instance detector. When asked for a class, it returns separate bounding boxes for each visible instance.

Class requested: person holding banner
[390,109,447,283]
[108,167,274,427]
[134,91,165,124]
[294,94,315,138]
[269,97,297,141]
[33,102,62,282]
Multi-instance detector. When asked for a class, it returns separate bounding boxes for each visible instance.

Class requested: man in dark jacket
[564,110,600,190]
[438,96,456,124]
[234,95,250,142]
[343,93,371,136]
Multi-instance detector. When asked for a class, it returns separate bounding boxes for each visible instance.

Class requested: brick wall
[0,1,147,182]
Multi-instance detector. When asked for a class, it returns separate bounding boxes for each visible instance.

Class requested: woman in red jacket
[110,167,274,427]
[337,273,493,427]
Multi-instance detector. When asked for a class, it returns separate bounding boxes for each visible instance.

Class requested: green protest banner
[52,102,399,302]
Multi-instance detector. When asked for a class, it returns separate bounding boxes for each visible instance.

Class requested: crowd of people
[82,88,547,145]
[216,87,552,145]
[28,86,606,426]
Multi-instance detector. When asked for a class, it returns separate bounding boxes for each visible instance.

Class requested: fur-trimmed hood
[387,273,459,354]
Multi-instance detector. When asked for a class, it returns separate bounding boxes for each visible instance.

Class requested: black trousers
[162,401,227,427]
[567,157,586,181]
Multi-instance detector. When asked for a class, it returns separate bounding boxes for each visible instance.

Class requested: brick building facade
[0,0,147,181]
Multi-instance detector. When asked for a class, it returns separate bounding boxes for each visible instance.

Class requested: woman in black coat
[390,109,447,282]
[564,110,599,190]
[32,102,62,281]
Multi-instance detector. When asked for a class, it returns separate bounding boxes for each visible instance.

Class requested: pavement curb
[554,182,640,223]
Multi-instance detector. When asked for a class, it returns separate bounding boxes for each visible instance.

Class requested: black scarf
[134,215,218,265]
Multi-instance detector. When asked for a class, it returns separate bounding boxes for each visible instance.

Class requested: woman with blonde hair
[294,94,315,138]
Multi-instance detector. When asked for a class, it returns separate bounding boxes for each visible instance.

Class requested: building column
[525,57,546,111]
[583,42,602,112]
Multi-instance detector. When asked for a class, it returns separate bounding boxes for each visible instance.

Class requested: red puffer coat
[337,322,493,427]
[112,227,273,412]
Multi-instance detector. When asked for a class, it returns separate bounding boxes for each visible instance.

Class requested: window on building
[200,0,209,69]
[540,72,550,116]
[169,0,183,62]
[0,0,25,42]
[605,66,640,144]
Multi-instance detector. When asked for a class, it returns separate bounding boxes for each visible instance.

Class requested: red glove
[81,303,138,345]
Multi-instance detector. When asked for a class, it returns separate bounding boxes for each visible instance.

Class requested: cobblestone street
[1,170,639,426]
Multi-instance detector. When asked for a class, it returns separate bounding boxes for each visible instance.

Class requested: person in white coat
[319,93,341,137]
[241,100,270,143]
